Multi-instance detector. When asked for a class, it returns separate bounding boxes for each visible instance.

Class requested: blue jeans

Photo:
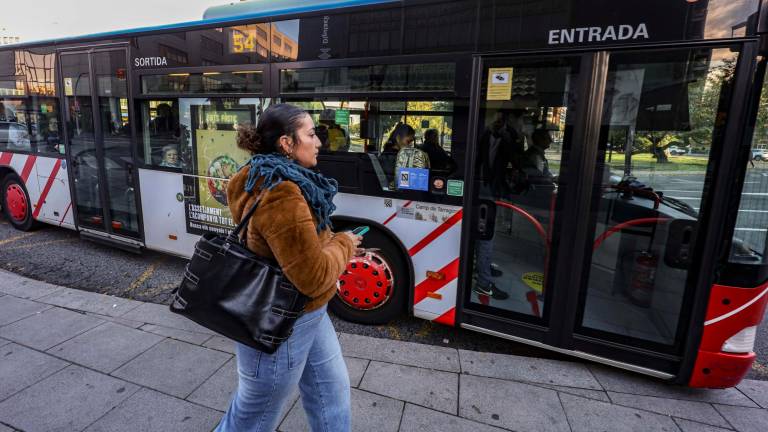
[216,306,351,432]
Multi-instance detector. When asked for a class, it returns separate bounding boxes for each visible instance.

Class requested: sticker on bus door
[487,68,513,100]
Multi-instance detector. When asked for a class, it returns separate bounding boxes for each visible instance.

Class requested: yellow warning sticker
[522,272,544,293]
[487,67,513,100]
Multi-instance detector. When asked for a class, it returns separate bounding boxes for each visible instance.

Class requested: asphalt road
[0,204,766,381]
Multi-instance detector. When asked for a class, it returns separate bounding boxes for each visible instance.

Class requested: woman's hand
[339,231,363,249]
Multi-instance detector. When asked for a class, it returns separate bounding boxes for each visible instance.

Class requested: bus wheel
[329,228,408,324]
[2,174,36,231]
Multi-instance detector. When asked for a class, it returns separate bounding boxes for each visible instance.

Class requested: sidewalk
[0,270,766,432]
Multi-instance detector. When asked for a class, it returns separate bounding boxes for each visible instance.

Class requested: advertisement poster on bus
[184,105,253,236]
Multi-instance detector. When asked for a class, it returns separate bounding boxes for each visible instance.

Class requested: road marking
[0,238,78,251]
[126,257,166,294]
[667,196,702,201]
[734,228,768,232]
[669,178,704,184]
[0,232,37,246]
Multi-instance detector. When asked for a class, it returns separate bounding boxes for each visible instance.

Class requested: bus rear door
[60,48,142,249]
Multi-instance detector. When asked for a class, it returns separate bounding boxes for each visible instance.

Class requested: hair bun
[236,122,263,154]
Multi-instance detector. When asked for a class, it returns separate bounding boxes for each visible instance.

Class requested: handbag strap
[226,189,266,244]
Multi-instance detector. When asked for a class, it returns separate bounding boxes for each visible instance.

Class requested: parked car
[752,149,768,161]
[668,145,687,156]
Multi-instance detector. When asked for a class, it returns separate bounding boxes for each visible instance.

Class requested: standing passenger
[379,122,417,186]
[216,103,361,432]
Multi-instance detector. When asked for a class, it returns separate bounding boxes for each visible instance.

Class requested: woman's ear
[278,134,293,156]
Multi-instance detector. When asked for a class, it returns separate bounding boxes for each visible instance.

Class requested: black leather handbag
[170,193,309,354]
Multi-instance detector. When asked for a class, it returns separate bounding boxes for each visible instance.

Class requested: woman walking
[216,103,361,432]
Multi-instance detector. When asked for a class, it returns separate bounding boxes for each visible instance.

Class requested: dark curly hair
[236,103,309,155]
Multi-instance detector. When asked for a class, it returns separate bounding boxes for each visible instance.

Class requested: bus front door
[460,54,584,345]
[60,49,142,247]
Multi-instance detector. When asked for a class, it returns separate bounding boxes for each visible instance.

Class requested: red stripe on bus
[0,152,11,165]
[434,307,456,326]
[20,156,37,182]
[408,209,462,257]
[413,258,459,305]
[59,202,72,226]
[32,159,62,219]
[382,200,412,226]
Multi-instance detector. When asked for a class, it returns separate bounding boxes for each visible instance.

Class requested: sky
[0,0,234,43]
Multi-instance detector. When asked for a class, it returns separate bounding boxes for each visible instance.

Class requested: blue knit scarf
[244,153,338,232]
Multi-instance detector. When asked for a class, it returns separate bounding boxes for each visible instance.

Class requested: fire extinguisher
[627,250,658,308]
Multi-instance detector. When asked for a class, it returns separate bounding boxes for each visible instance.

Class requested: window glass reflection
[271,20,299,62]
[580,48,739,346]
[0,50,63,154]
[280,63,455,93]
[141,70,263,95]
[730,65,768,265]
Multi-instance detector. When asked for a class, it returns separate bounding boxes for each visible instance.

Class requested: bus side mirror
[664,219,697,269]
[477,199,496,241]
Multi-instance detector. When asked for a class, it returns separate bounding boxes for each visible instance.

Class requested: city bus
[1,0,767,388]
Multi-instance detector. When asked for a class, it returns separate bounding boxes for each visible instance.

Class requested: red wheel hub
[5,184,28,222]
[337,250,394,310]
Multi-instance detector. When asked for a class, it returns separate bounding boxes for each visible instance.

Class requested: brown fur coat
[227,166,355,312]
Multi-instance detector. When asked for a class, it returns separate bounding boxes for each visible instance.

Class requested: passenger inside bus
[521,129,555,185]
[159,145,182,168]
[317,109,349,152]
[419,128,456,175]
[477,109,527,197]
[379,122,418,186]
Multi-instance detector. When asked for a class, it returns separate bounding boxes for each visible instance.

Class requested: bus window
[730,66,768,266]
[271,20,299,62]
[290,101,361,153]
[291,99,459,192]
[280,63,455,93]
[138,99,183,169]
[141,70,264,95]
[137,97,270,235]
[0,49,63,155]
[579,47,739,346]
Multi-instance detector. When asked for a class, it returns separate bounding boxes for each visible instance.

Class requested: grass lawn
[603,152,708,172]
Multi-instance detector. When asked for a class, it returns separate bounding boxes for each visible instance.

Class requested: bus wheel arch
[1,172,38,231]
[329,216,414,324]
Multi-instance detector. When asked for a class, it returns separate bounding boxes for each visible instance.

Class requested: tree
[678,56,737,153]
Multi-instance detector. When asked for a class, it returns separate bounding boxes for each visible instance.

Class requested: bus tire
[2,173,37,231]
[329,227,408,325]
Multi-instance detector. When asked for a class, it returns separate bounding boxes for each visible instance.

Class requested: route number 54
[232,31,255,53]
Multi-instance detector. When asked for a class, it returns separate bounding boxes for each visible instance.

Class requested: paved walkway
[0,270,767,432]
